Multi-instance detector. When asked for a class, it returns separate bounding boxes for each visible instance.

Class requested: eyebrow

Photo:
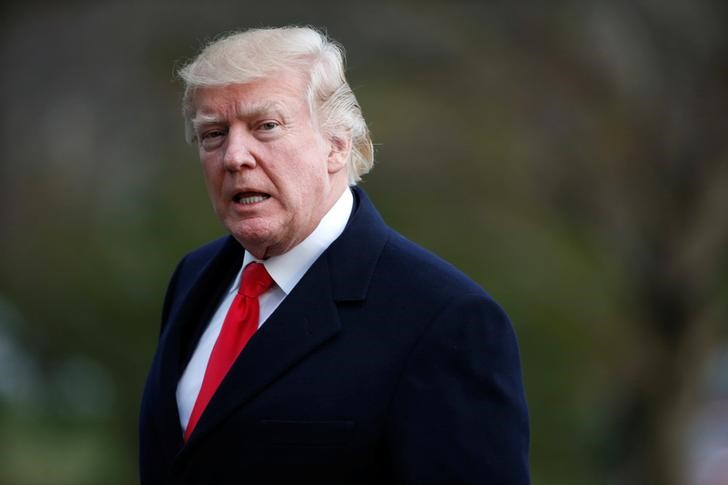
[239,101,288,120]
[191,113,223,132]
[191,101,289,133]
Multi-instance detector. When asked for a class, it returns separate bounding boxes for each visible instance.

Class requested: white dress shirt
[176,187,354,430]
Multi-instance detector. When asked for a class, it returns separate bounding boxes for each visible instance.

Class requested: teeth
[238,194,268,205]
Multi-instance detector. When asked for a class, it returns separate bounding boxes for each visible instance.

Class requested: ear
[327,135,352,174]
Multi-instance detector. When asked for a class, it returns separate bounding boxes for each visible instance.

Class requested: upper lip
[229,187,271,202]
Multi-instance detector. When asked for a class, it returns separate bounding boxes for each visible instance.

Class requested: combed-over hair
[179,26,374,184]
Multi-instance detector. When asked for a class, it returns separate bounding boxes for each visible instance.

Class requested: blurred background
[2,0,727,484]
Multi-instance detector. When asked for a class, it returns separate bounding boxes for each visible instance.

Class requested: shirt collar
[233,187,354,295]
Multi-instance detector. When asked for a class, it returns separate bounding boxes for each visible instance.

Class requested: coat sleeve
[386,293,530,484]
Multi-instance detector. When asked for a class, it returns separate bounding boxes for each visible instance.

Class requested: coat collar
[327,186,390,301]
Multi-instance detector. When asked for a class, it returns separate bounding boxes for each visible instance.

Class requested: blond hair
[179,26,374,184]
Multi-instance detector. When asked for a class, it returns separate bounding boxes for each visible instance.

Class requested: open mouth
[233,192,271,205]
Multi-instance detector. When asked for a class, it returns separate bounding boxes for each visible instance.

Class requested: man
[140,26,529,484]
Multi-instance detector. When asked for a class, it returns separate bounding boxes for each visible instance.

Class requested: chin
[230,227,270,245]
[226,222,272,250]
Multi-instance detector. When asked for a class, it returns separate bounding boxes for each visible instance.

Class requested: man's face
[192,74,349,259]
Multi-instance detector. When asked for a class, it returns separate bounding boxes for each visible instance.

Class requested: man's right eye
[200,129,227,148]
[201,129,225,140]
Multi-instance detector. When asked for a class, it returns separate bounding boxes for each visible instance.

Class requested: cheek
[200,166,214,189]
[285,166,322,200]
[200,163,224,202]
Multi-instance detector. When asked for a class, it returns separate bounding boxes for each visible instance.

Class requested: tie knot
[240,262,274,298]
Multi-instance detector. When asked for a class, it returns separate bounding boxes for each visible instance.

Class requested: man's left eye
[259,121,279,130]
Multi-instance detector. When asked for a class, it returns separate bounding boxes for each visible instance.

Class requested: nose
[223,126,256,172]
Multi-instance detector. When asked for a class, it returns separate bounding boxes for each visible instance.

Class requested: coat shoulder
[159,235,235,327]
[379,229,491,302]
[178,235,231,273]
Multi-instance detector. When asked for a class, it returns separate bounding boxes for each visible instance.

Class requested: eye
[199,128,227,149]
[201,129,226,140]
[258,121,280,131]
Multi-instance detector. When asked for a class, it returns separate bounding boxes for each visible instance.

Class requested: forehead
[192,74,309,119]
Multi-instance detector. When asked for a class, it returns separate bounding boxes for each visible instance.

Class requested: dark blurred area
[1,1,727,484]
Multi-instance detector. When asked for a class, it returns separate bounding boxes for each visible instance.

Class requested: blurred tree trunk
[511,2,728,482]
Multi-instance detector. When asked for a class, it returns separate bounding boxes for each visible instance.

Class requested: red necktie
[183,262,274,442]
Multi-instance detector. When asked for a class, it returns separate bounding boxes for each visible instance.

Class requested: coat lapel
[182,253,342,448]
[155,237,244,453]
